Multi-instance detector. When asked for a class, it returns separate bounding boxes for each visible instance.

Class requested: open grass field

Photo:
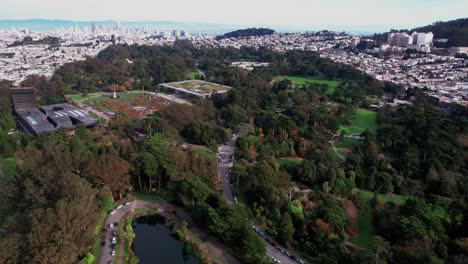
[327,147,343,161]
[70,91,142,104]
[274,75,340,94]
[350,190,408,248]
[339,109,377,135]
[0,157,16,181]
[360,190,408,205]
[350,201,373,248]
[335,137,358,149]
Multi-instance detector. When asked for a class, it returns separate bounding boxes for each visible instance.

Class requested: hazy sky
[2,0,467,29]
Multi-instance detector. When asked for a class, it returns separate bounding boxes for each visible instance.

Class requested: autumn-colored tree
[247,144,257,161]
[87,154,130,199]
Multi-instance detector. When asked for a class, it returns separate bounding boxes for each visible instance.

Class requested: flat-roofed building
[16,109,57,135]
[40,103,97,128]
[9,88,97,135]
[159,80,232,98]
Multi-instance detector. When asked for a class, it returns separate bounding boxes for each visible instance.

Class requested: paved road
[98,200,240,264]
[217,128,303,264]
[217,138,236,204]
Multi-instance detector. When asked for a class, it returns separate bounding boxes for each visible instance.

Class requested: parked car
[109,223,114,229]
[116,205,123,210]
[125,202,131,206]
[111,250,115,256]
[271,257,281,263]
[110,210,116,215]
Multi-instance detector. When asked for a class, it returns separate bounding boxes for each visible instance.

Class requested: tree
[87,154,130,199]
[287,200,304,221]
[0,233,21,264]
[0,137,100,264]
[141,134,173,191]
[368,236,393,264]
[278,212,295,246]
[179,177,212,206]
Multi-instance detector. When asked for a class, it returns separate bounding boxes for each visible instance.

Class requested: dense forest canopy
[0,41,467,264]
[216,28,276,40]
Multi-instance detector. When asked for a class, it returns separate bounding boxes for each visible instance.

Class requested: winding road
[217,129,304,264]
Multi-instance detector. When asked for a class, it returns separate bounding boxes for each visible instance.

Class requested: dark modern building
[9,87,97,135]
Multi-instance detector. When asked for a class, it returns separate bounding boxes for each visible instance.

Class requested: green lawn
[189,145,217,159]
[327,147,343,161]
[335,137,358,149]
[351,201,373,248]
[339,109,377,135]
[274,75,340,94]
[351,190,407,248]
[0,157,16,181]
[188,71,202,80]
[359,190,408,205]
[69,91,142,104]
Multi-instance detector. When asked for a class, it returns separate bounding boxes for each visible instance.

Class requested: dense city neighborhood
[1,24,467,105]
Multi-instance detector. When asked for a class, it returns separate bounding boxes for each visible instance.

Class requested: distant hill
[370,18,468,47]
[7,36,60,47]
[412,18,468,47]
[216,28,275,40]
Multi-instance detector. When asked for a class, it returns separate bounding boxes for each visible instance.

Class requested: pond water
[132,215,200,264]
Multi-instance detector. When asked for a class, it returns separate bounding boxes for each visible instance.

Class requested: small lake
[132,215,200,264]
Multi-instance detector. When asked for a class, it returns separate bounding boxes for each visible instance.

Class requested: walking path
[329,140,345,163]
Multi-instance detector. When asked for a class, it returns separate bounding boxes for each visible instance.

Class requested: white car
[109,223,114,229]
[125,202,131,206]
[112,237,116,244]
[111,250,115,256]
[272,257,281,263]
[116,205,123,210]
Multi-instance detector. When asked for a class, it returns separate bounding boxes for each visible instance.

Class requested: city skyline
[1,0,468,32]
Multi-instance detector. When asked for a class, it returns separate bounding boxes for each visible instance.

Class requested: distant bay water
[0,19,384,34]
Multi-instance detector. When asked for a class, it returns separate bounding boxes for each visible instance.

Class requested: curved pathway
[98,199,240,264]
[329,140,345,163]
